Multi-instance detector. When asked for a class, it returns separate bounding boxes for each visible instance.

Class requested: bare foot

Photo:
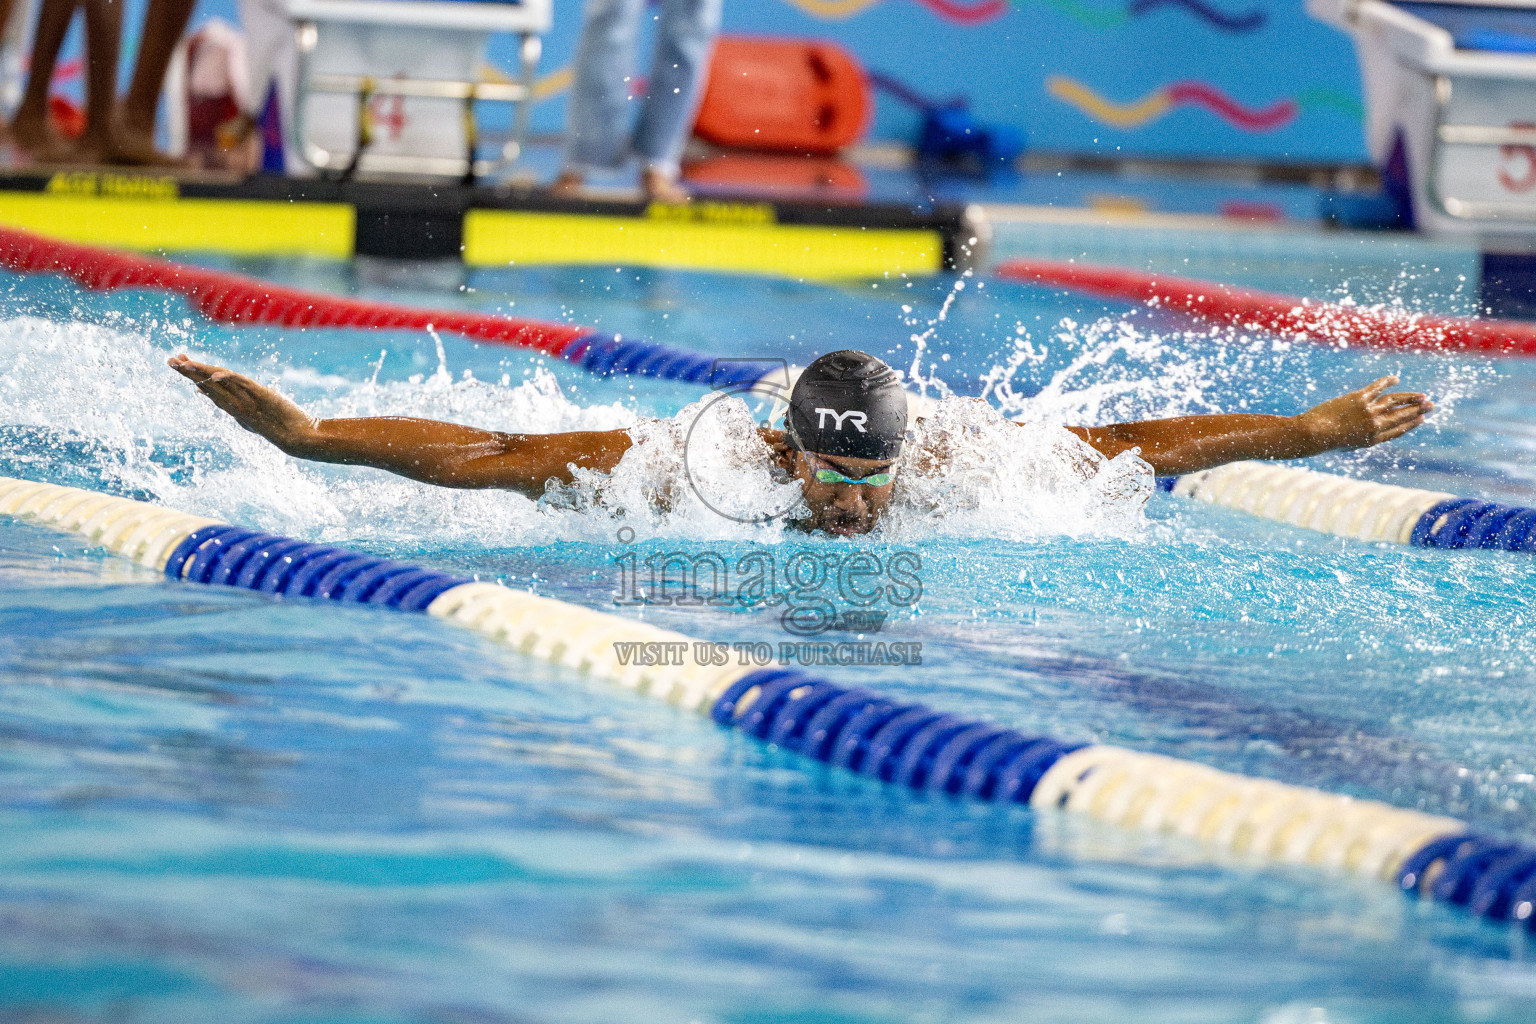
[642,166,689,204]
[218,132,263,176]
[103,112,183,167]
[11,108,82,164]
[71,127,115,166]
[211,114,261,175]
[547,169,586,197]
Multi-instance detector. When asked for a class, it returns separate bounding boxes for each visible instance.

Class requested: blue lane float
[1161,462,1536,553]
[710,668,1087,799]
[1408,499,1536,551]
[0,474,1530,936]
[556,332,786,390]
[164,525,470,609]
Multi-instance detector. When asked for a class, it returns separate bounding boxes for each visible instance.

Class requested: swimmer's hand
[1297,375,1434,451]
[757,427,793,473]
[169,353,316,451]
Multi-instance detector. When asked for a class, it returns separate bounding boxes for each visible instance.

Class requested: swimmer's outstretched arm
[1062,376,1433,476]
[169,355,633,495]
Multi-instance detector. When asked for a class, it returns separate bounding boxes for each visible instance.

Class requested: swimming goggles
[811,465,896,487]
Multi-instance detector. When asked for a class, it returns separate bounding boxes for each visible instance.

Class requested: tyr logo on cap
[814,408,868,433]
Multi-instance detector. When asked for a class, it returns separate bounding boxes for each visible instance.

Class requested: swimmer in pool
[169,349,1433,537]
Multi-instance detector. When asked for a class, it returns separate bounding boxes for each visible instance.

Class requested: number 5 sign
[1499,121,1536,193]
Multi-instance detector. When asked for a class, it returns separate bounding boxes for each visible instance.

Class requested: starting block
[286,0,551,181]
[1311,0,1536,245]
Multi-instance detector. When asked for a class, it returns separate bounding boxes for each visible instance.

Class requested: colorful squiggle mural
[518,63,1359,148]
[1126,0,1263,31]
[922,0,1010,23]
[481,63,575,102]
[1295,87,1366,121]
[781,0,1001,22]
[1046,75,1359,131]
[532,67,574,101]
[1036,0,1262,29]
[783,0,882,18]
[779,0,1264,32]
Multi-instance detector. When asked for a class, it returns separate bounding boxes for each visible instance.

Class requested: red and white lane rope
[995,257,1536,357]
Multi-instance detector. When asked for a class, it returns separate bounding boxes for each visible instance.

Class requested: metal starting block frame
[288,0,551,182]
[1311,0,1536,245]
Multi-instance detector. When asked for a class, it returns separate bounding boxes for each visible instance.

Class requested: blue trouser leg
[631,0,722,177]
[562,0,645,172]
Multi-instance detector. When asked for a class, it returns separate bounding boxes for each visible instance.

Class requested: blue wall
[47,0,1370,163]
[499,0,1369,162]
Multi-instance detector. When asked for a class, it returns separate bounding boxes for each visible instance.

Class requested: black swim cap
[786,350,907,461]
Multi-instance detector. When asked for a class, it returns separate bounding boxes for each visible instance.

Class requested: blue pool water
[3,253,1536,1022]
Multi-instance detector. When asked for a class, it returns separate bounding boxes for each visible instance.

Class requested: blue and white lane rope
[1160,462,1536,553]
[556,334,786,390]
[5,474,1536,927]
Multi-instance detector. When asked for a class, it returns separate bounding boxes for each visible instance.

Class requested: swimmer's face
[793,450,898,537]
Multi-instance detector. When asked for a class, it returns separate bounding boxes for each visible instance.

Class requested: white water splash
[972,307,1490,443]
[904,272,968,403]
[0,315,1155,545]
[882,396,1152,541]
[1020,320,1206,425]
[0,317,632,547]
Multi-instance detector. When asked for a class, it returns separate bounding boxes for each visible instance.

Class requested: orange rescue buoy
[693,36,870,155]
